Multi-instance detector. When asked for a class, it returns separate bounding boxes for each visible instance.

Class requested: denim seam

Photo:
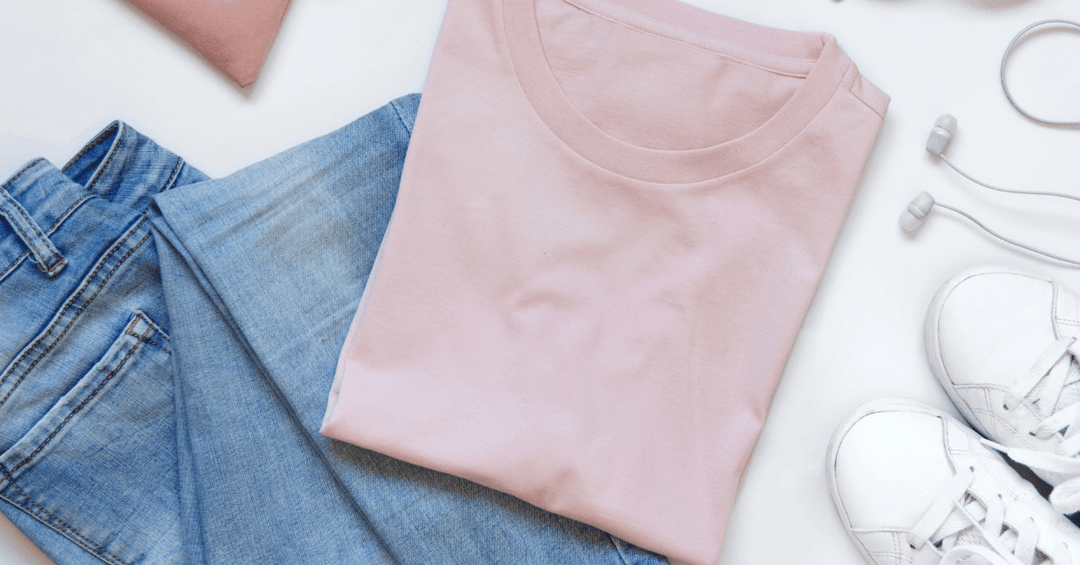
[129,309,169,342]
[134,338,169,354]
[0,191,61,274]
[0,476,130,565]
[0,228,153,409]
[9,317,153,475]
[124,321,169,354]
[40,258,67,278]
[0,159,45,192]
[139,314,169,341]
[161,157,184,194]
[0,218,150,409]
[84,126,127,194]
[61,123,120,174]
[0,255,23,283]
[0,194,94,282]
[390,100,415,136]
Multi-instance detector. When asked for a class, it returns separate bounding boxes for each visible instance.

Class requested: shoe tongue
[944,494,1027,563]
[947,497,1063,565]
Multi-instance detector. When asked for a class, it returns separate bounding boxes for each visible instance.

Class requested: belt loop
[0,188,66,278]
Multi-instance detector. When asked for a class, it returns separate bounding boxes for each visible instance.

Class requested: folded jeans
[0,95,665,565]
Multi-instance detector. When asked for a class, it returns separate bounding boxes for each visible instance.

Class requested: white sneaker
[926,266,1080,514]
[827,398,1080,565]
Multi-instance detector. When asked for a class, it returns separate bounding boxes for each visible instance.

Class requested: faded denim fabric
[0,95,667,565]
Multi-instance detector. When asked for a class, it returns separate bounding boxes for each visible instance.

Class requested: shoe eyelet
[909,542,918,550]
[969,465,976,472]
[1002,404,1010,411]
[1029,431,1038,437]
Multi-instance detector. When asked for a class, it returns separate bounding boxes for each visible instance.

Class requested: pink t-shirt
[323,0,888,563]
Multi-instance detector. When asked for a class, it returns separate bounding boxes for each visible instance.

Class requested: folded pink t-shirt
[323,0,888,563]
[127,0,292,87]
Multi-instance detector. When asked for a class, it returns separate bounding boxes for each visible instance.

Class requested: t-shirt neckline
[502,0,853,184]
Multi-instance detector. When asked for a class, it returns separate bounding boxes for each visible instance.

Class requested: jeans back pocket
[0,311,182,565]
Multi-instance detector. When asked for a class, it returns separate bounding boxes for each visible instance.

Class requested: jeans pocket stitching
[8,314,156,477]
[133,337,170,354]
[124,319,170,353]
[0,312,163,565]
[0,218,150,410]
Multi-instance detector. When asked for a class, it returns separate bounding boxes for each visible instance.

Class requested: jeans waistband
[61,121,194,213]
[0,121,199,282]
[0,160,88,280]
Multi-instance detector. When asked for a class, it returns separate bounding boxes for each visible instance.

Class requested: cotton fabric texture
[323,1,890,563]
[126,0,292,86]
[0,97,664,565]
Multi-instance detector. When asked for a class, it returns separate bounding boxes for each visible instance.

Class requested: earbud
[911,113,1080,265]
[924,114,1080,203]
[899,188,1080,267]
[925,114,957,157]
[899,192,935,233]
[905,22,1080,266]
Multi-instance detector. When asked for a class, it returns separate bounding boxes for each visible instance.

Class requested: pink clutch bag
[127,0,293,87]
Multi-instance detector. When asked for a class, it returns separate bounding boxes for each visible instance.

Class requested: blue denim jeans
[0,95,668,565]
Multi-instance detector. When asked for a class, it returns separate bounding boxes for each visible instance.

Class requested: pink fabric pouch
[127,0,292,87]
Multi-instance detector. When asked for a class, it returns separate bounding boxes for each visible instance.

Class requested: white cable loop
[1001,20,1080,126]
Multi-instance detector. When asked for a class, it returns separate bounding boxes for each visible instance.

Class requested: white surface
[1,0,1079,563]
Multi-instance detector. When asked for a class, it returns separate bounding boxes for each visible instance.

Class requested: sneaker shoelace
[908,467,1071,565]
[986,337,1080,514]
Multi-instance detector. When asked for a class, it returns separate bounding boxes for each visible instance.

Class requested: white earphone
[1001,20,1080,127]
[900,114,1080,267]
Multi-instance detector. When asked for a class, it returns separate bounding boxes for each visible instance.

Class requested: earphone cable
[934,201,1080,267]
[940,154,1080,203]
[1001,20,1080,126]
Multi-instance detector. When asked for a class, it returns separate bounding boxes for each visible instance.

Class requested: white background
[2,0,1080,563]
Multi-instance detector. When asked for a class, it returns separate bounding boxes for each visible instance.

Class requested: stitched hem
[0,480,129,565]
